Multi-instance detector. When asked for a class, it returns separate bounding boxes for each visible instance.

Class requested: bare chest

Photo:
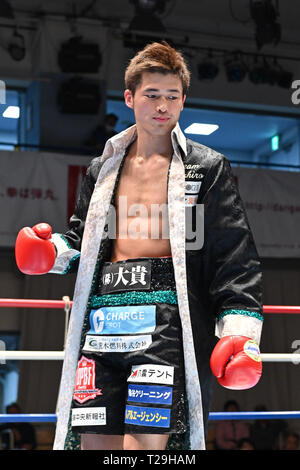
[115,155,171,208]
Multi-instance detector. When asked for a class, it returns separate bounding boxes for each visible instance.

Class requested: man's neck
[131,126,174,160]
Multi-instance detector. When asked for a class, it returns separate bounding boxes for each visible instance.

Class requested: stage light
[197,53,219,81]
[128,0,169,32]
[250,0,281,50]
[249,64,267,84]
[248,58,277,85]
[224,55,247,82]
[248,57,293,88]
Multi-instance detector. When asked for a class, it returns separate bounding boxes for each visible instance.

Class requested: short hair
[125,41,190,96]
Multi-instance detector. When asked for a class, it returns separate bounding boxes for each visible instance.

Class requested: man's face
[124,72,186,137]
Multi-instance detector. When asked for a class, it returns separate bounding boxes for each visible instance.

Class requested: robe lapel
[53,153,124,450]
[168,148,206,450]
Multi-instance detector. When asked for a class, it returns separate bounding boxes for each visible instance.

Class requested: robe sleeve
[201,154,263,344]
[49,157,102,274]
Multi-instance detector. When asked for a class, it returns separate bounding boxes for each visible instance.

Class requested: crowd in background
[207,400,300,450]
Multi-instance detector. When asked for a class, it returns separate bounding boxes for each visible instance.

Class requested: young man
[15,42,263,451]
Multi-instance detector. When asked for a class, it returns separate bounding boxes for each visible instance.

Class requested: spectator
[3,403,37,450]
[237,438,255,450]
[84,113,118,153]
[215,400,250,450]
[281,431,300,450]
[249,405,287,450]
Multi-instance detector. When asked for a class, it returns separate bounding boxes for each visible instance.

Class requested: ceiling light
[197,54,219,81]
[184,123,219,135]
[2,106,20,118]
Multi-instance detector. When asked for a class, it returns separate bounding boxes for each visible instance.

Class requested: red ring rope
[0,299,300,314]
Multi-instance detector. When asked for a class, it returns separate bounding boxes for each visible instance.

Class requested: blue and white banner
[127,384,173,405]
[88,305,156,335]
[125,405,171,428]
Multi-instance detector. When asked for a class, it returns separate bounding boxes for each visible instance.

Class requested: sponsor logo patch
[244,340,261,362]
[88,305,156,334]
[185,194,198,206]
[185,181,202,194]
[72,407,106,426]
[128,364,174,385]
[99,260,151,294]
[125,405,171,428]
[83,335,152,353]
[73,356,102,404]
[127,384,173,405]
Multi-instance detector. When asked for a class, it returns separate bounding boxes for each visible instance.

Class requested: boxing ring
[0,298,300,426]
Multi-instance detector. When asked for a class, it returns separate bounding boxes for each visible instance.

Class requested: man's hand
[210,335,262,390]
[15,223,56,275]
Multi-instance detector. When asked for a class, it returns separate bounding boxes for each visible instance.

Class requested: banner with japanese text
[1,150,300,257]
[0,150,92,247]
[232,166,300,258]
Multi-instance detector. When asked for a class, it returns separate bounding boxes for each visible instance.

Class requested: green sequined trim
[58,233,72,249]
[90,290,178,308]
[218,309,264,322]
[62,253,80,274]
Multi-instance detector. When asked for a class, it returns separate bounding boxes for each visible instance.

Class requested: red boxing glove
[210,335,262,390]
[15,223,56,275]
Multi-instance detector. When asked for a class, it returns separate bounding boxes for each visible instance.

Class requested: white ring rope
[0,352,300,362]
[0,351,65,360]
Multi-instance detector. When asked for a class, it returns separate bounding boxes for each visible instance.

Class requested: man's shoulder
[186,138,224,159]
[86,155,105,181]
[185,138,227,169]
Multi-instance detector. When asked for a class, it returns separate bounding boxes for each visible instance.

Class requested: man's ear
[124,89,134,109]
[181,94,186,111]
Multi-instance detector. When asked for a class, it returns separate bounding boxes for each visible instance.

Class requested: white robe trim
[215,314,262,344]
[49,233,80,274]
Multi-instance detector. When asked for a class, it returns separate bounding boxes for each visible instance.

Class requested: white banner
[1,150,300,257]
[0,150,92,247]
[233,166,300,258]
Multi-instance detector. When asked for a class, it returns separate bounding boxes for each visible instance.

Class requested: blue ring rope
[1,411,300,423]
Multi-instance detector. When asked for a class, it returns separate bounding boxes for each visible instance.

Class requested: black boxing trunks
[71,256,187,435]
